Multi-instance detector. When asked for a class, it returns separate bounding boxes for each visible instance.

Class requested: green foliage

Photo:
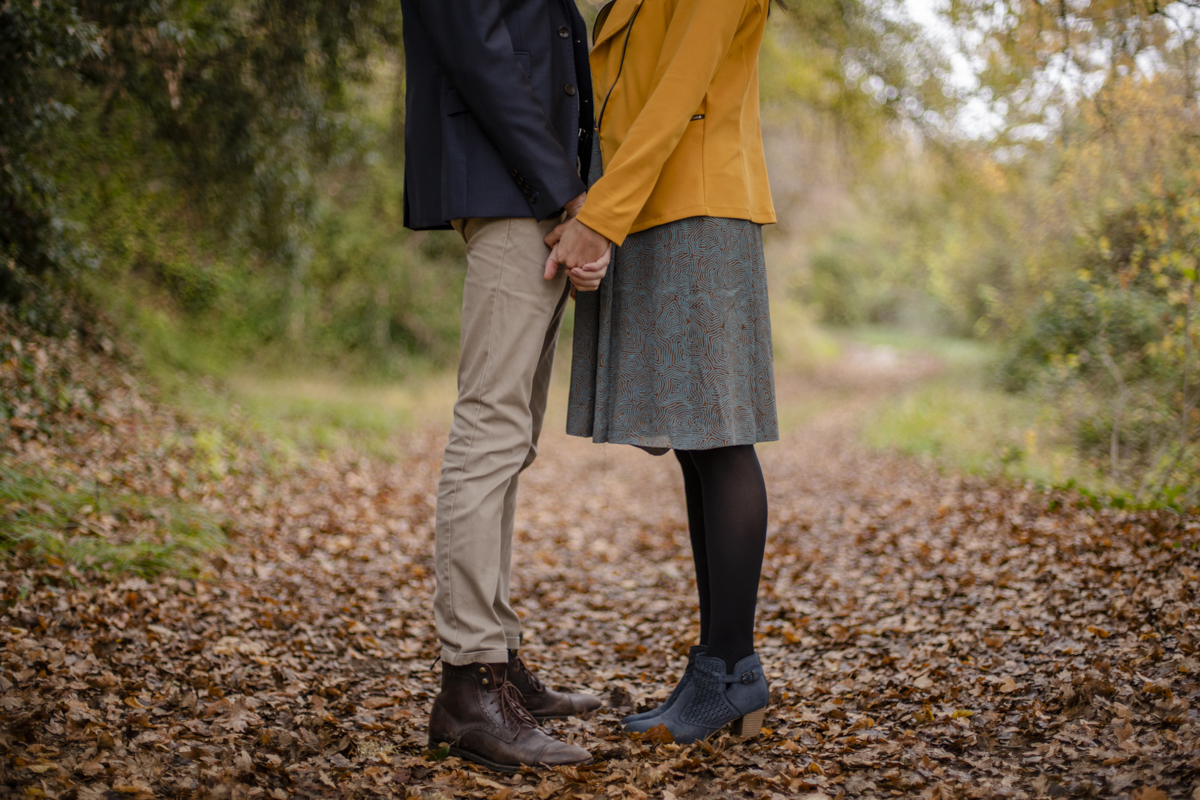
[804,231,906,326]
[298,159,466,372]
[944,0,1199,144]
[760,0,953,136]
[0,463,225,577]
[795,0,1200,502]
[2,0,403,335]
[0,0,103,328]
[999,173,1200,501]
[74,0,400,263]
[21,0,472,379]
[49,89,466,377]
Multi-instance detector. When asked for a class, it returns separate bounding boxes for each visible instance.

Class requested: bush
[1001,190,1200,502]
[2,0,402,331]
[0,1,103,328]
[1,0,474,377]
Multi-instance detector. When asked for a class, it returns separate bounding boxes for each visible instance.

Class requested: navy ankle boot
[632,653,768,744]
[622,645,705,731]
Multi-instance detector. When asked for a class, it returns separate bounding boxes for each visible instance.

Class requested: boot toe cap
[571,692,603,714]
[623,715,663,734]
[537,740,592,766]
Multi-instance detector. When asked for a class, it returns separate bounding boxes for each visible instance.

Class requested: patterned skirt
[566,148,778,453]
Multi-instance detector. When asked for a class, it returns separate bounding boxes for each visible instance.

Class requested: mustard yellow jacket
[575,0,776,246]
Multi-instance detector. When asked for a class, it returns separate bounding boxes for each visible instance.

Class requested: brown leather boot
[428,661,592,773]
[507,650,603,721]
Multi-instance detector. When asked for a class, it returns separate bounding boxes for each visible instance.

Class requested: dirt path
[2,343,1199,800]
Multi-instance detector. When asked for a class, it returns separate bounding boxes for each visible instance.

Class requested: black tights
[674,444,768,672]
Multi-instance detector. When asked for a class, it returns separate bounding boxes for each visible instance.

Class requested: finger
[544,247,561,281]
[574,258,607,274]
[544,223,568,248]
[570,263,607,280]
[574,249,611,274]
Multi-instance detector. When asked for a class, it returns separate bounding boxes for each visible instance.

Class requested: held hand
[544,242,611,291]
[554,217,611,271]
[544,244,562,281]
[543,191,587,251]
[563,191,586,220]
[544,221,567,253]
[567,246,610,293]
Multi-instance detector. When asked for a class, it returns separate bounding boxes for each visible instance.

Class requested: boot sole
[531,708,601,722]
[629,706,769,744]
[447,745,592,774]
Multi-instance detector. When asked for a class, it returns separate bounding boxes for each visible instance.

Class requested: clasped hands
[543,192,611,294]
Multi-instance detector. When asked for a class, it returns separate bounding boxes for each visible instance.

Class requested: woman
[547,0,779,745]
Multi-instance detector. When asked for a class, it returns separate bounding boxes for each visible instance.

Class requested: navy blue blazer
[401,0,594,230]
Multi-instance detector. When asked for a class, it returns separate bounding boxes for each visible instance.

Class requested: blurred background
[2,0,1198,507]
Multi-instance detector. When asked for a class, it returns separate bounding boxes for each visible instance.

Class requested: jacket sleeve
[413,0,585,220]
[576,0,746,244]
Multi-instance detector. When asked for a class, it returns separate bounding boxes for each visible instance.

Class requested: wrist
[563,192,586,219]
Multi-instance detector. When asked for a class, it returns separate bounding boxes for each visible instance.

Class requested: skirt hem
[565,428,779,453]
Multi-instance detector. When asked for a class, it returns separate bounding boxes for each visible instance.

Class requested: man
[400,0,603,773]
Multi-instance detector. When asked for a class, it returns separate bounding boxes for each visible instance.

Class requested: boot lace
[510,654,545,693]
[497,679,539,729]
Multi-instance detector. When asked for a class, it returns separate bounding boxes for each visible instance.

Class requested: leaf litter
[1,323,1199,800]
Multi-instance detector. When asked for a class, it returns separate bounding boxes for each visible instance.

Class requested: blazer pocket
[442,81,468,116]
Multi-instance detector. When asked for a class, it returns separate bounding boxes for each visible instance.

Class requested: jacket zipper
[595,2,642,134]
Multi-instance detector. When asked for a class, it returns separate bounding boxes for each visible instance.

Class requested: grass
[862,376,1099,485]
[153,362,460,464]
[849,326,1105,491]
[223,370,458,458]
[843,325,994,370]
[0,464,226,577]
[771,300,841,373]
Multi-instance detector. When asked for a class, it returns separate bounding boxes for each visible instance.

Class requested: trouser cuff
[441,647,510,666]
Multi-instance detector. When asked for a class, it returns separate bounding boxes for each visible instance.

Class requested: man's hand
[562,191,586,221]
[545,217,610,266]
[541,193,589,282]
[542,213,613,288]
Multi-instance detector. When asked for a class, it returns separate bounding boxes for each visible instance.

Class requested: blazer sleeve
[413,0,586,220]
[576,0,746,244]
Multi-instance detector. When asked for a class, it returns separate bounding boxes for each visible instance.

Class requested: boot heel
[732,707,766,737]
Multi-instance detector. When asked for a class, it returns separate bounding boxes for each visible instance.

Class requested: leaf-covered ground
[2,321,1199,800]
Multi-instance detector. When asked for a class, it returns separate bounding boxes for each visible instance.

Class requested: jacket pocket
[442,78,468,116]
[514,50,531,78]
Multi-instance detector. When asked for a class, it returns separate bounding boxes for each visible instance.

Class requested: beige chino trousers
[434,216,569,666]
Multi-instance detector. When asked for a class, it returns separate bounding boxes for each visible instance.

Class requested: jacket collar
[593,0,645,48]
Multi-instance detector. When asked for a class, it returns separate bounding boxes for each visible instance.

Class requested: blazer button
[565,84,576,96]
[559,26,570,38]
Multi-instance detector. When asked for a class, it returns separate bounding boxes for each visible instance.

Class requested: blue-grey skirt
[566,147,778,453]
